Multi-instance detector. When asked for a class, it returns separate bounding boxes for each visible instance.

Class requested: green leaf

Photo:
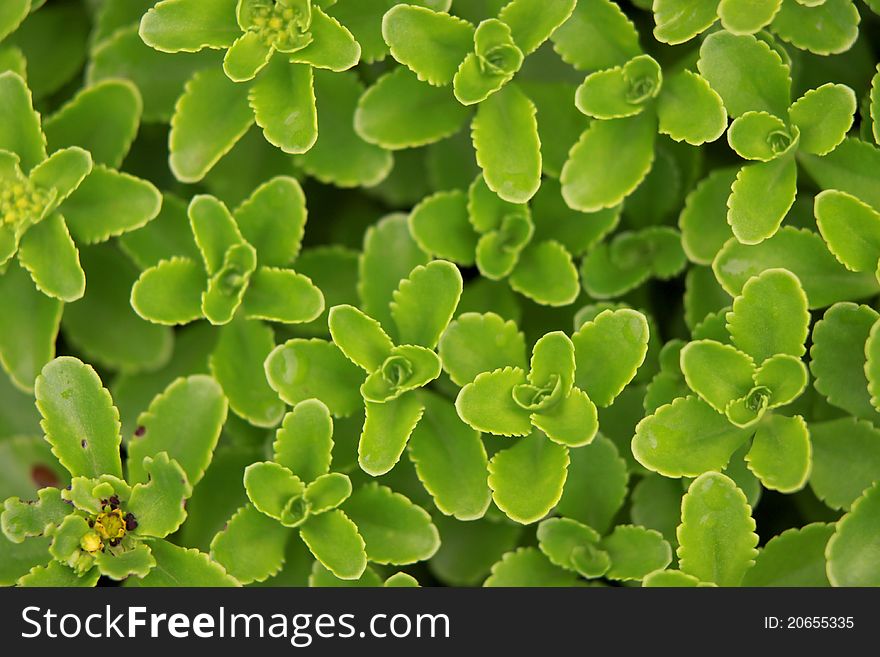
[129,539,239,586]
[17,213,85,302]
[211,317,285,427]
[304,473,352,513]
[0,261,62,392]
[384,572,419,587]
[0,0,29,43]
[727,111,793,162]
[202,241,255,324]
[642,569,709,587]
[728,156,798,245]
[789,83,856,156]
[633,396,752,477]
[382,5,473,86]
[266,338,366,417]
[497,0,575,56]
[713,227,880,308]
[139,0,240,53]
[810,302,880,422]
[27,147,91,211]
[169,68,254,183]
[95,543,156,581]
[680,340,755,413]
[573,308,650,407]
[726,268,809,363]
[741,523,833,587]
[408,391,491,520]
[602,525,672,581]
[677,472,758,586]
[697,31,791,119]
[798,138,880,212]
[299,509,366,579]
[248,59,317,154]
[188,194,242,275]
[718,0,782,33]
[755,354,808,408]
[551,0,640,71]
[391,260,462,349]
[329,304,393,372]
[234,175,306,267]
[210,503,290,584]
[456,367,531,436]
[439,312,526,386]
[509,240,580,307]
[43,80,141,169]
[242,267,324,324]
[408,190,477,265]
[772,0,860,56]
[0,72,45,173]
[131,258,206,325]
[2,487,70,543]
[556,435,628,535]
[531,386,598,448]
[222,30,272,82]
[127,375,226,488]
[809,417,880,510]
[537,517,609,578]
[308,560,382,587]
[244,461,305,524]
[814,190,880,272]
[359,394,425,476]
[18,560,99,587]
[356,66,470,150]
[484,546,580,586]
[62,245,172,373]
[487,432,569,524]
[297,71,393,188]
[746,414,810,493]
[575,55,662,120]
[826,481,880,586]
[343,482,439,564]
[359,213,430,334]
[561,112,656,212]
[657,70,728,146]
[273,399,334,483]
[472,84,541,204]
[35,357,122,479]
[653,0,719,44]
[679,167,739,265]
[127,452,191,538]
[288,7,361,72]
[430,514,522,586]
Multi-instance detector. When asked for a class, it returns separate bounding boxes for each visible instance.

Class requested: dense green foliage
[1,0,879,587]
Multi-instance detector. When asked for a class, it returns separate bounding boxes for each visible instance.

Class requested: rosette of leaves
[326,260,462,476]
[210,399,367,582]
[441,308,649,523]
[139,0,362,181]
[634,268,813,493]
[0,357,234,586]
[131,177,324,428]
[408,175,597,306]
[653,0,860,56]
[376,0,577,203]
[578,226,687,299]
[535,517,671,583]
[697,30,857,244]
[561,48,727,214]
[0,71,160,304]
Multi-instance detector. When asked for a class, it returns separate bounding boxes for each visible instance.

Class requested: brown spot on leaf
[134,426,146,438]
[31,464,59,489]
